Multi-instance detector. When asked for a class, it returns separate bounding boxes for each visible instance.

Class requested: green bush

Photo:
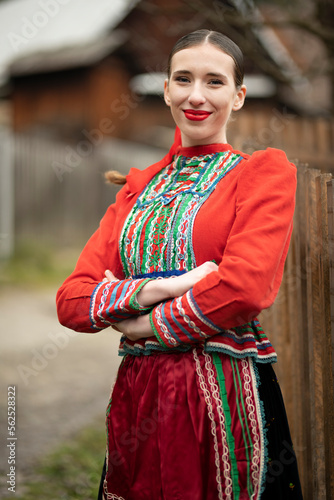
[0,240,78,287]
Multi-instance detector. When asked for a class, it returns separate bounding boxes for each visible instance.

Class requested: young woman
[57,30,303,499]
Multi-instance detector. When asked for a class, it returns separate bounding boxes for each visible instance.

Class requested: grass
[15,422,106,500]
[0,240,79,288]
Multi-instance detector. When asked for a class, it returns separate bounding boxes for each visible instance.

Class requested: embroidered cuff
[150,289,221,348]
[90,278,152,330]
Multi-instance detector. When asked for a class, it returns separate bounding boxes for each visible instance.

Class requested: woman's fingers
[111,315,153,340]
[192,261,218,281]
[102,262,218,305]
[104,269,119,282]
[165,261,218,298]
[175,261,218,287]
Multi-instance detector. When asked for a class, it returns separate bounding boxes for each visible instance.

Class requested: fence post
[305,169,327,498]
[325,179,334,498]
[0,127,14,259]
[294,165,312,499]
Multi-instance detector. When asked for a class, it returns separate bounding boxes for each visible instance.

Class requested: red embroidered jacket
[56,131,296,363]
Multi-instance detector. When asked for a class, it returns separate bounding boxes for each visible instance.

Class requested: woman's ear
[164,79,171,107]
[232,84,247,111]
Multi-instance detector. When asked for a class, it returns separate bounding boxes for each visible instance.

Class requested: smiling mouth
[183,110,212,121]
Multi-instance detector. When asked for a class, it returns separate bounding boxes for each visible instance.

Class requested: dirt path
[0,285,122,497]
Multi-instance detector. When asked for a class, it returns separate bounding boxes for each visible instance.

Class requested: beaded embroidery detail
[193,348,226,500]
[119,151,242,278]
[102,487,125,500]
[192,349,265,499]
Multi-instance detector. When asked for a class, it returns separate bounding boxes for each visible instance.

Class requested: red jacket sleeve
[150,148,296,348]
[56,128,183,334]
[56,192,151,333]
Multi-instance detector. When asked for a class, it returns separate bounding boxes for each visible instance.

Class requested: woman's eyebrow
[172,70,192,76]
[172,70,228,82]
[207,72,229,82]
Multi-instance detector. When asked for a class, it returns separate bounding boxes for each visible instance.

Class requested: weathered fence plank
[325,180,334,499]
[305,169,327,498]
[261,164,334,499]
[0,127,14,259]
[13,134,166,247]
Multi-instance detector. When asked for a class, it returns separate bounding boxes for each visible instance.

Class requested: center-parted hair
[167,30,244,89]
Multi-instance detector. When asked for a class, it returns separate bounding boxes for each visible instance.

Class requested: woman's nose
[188,83,206,106]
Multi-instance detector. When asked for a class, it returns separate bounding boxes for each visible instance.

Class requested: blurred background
[0,0,333,498]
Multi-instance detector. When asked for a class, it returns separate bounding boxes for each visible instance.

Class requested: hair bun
[104,170,127,185]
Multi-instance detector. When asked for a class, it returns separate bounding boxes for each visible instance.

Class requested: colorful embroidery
[192,348,226,500]
[148,290,277,363]
[102,487,125,500]
[193,350,266,499]
[120,151,242,277]
[89,278,152,330]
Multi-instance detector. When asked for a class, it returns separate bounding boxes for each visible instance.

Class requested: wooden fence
[230,110,334,172]
[11,133,166,247]
[0,127,14,259]
[260,164,334,499]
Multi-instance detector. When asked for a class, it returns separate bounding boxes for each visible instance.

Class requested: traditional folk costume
[57,129,303,499]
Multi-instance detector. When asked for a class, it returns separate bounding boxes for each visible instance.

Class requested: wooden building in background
[7,0,332,152]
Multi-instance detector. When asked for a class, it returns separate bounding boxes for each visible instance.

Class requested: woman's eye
[209,79,223,86]
[175,76,190,83]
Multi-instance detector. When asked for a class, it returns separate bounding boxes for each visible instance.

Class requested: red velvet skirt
[99,349,302,500]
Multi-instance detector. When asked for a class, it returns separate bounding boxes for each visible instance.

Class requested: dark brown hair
[167,29,244,89]
[105,30,244,185]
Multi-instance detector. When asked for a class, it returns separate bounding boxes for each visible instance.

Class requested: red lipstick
[184,109,212,121]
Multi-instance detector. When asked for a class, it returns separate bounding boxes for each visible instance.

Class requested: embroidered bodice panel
[119,151,242,278]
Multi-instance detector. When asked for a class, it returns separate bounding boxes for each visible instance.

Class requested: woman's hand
[103,269,119,282]
[112,314,153,341]
[164,260,218,298]
[102,261,218,306]
[103,261,218,342]
[101,269,152,341]
[136,260,218,307]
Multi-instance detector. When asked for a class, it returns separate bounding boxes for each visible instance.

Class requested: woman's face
[164,43,246,147]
